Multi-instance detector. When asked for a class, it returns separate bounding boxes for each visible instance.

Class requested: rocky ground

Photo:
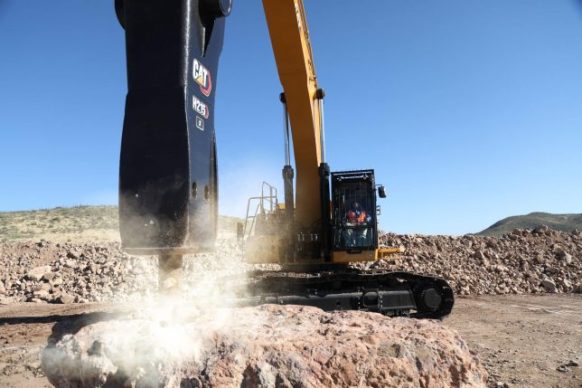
[0,238,242,305]
[2,226,580,306]
[448,294,581,388]
[2,295,580,388]
[1,223,582,387]
[40,305,486,387]
[376,226,582,295]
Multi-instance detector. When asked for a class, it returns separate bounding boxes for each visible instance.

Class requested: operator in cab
[347,201,370,225]
[344,201,372,246]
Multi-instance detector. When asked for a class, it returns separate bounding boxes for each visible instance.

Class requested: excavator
[114,0,454,318]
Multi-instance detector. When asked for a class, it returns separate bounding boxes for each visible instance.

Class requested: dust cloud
[41,161,280,385]
[41,243,262,386]
[218,159,282,219]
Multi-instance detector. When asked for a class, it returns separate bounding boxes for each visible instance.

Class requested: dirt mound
[41,304,487,388]
[2,227,582,305]
[375,226,582,295]
[0,239,243,305]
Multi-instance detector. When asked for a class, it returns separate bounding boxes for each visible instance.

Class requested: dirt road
[447,294,582,388]
[0,295,581,388]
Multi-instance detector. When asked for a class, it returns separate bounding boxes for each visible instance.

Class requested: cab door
[331,170,378,252]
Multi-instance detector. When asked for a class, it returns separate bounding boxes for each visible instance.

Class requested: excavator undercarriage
[241,270,454,319]
[115,0,455,318]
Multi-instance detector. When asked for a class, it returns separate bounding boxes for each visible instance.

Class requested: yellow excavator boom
[262,0,324,229]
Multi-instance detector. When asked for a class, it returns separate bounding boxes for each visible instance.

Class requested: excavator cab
[331,170,378,252]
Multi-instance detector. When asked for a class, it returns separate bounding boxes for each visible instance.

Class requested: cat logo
[192,96,209,119]
[193,59,212,97]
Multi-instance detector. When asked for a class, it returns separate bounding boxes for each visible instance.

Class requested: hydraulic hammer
[115,0,231,291]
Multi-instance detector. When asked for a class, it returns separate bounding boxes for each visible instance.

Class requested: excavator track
[241,270,454,319]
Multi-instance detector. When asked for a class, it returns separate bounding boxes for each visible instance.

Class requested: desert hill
[0,205,241,243]
[478,212,582,236]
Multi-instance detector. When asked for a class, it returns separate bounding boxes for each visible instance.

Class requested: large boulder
[41,305,487,387]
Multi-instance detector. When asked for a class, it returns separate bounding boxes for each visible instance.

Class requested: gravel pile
[376,226,582,295]
[1,226,581,304]
[0,239,243,304]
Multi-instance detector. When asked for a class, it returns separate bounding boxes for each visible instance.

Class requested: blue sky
[1,0,581,235]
